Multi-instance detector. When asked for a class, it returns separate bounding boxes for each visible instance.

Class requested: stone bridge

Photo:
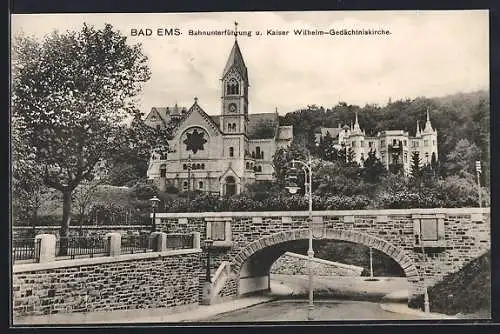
[154,207,490,305]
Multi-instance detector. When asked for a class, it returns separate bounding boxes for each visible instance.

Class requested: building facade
[145,40,293,195]
[315,110,438,175]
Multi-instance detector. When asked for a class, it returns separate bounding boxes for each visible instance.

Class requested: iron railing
[121,234,151,254]
[12,238,41,263]
[166,233,194,250]
[55,236,108,259]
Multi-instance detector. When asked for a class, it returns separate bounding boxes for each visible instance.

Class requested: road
[202,275,421,322]
[203,299,424,322]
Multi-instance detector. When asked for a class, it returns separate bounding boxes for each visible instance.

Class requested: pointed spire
[416,120,421,136]
[423,107,434,133]
[352,111,362,135]
[234,21,238,41]
[222,29,249,84]
[194,97,198,104]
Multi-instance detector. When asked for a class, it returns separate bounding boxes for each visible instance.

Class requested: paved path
[14,296,274,325]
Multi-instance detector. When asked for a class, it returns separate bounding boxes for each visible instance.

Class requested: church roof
[148,105,187,122]
[209,113,280,139]
[222,41,249,84]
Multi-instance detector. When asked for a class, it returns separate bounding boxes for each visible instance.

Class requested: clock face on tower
[228,103,237,112]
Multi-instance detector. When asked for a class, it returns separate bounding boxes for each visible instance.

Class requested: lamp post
[475,160,482,208]
[285,155,314,321]
[149,196,160,232]
[420,241,430,313]
[187,155,192,205]
[204,239,214,282]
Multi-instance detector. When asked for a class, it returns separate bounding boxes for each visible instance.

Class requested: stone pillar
[35,234,56,263]
[105,233,121,257]
[193,232,201,249]
[149,232,161,251]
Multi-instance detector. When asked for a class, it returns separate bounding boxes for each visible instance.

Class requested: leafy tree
[272,140,309,186]
[444,139,481,178]
[361,150,387,183]
[410,151,422,180]
[317,132,338,162]
[72,180,102,231]
[12,23,151,253]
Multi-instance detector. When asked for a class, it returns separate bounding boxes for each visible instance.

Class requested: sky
[11,11,489,116]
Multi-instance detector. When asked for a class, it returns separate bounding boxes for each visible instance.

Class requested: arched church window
[199,181,204,189]
[261,151,264,159]
[246,162,250,169]
[229,147,234,157]
[232,123,237,132]
[160,164,166,178]
[226,79,239,95]
[256,147,261,159]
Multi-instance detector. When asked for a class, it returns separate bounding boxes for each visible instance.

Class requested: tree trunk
[59,190,72,256]
[31,210,39,239]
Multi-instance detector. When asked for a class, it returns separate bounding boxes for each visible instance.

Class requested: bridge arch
[229,228,421,298]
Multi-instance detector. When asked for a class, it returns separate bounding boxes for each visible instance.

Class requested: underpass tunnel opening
[238,240,305,295]
[237,237,411,298]
[311,240,406,278]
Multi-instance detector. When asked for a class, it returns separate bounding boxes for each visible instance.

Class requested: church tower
[220,23,249,136]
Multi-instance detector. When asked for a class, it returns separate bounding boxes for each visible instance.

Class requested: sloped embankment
[410,250,491,317]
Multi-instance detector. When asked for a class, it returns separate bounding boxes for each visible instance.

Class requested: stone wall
[271,252,364,276]
[12,250,202,319]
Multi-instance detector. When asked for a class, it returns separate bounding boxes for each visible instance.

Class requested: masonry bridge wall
[12,249,202,319]
[155,207,490,305]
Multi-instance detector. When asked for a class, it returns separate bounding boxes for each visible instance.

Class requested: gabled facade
[316,109,438,175]
[146,39,293,195]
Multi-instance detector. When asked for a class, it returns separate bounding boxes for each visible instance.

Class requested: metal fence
[55,236,108,260]
[166,233,194,250]
[121,234,151,254]
[12,238,41,263]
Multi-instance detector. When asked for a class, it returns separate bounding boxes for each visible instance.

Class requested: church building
[315,109,438,176]
[145,38,293,196]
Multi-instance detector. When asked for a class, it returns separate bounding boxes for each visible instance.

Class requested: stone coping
[13,248,202,273]
[13,225,148,230]
[154,207,490,218]
[283,252,364,272]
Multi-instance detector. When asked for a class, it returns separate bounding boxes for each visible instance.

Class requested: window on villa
[393,139,397,146]
[201,163,205,169]
[156,124,161,131]
[183,181,188,190]
[160,165,166,178]
[229,147,234,157]
[360,141,364,147]
[404,140,407,146]
[183,164,187,170]
[199,181,204,189]
[424,140,429,147]
[256,147,261,159]
[368,141,373,148]
[352,141,356,148]
[246,162,250,169]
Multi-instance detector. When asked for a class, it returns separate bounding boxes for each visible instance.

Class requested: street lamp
[203,238,214,283]
[149,196,160,232]
[475,160,482,208]
[285,155,314,321]
[420,240,430,313]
